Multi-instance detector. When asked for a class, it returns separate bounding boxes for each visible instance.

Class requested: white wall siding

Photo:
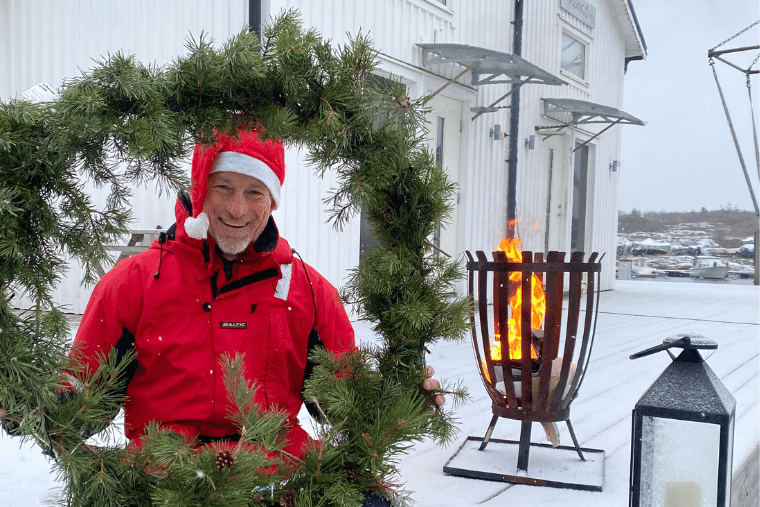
[513,0,636,289]
[2,1,251,99]
[269,0,518,266]
[5,0,639,311]
[4,0,250,313]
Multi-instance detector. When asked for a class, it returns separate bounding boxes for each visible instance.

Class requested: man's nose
[227,191,248,217]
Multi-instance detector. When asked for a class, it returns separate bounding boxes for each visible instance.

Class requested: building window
[561,32,587,81]
[425,0,452,10]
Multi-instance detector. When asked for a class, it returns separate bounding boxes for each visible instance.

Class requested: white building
[2,0,646,313]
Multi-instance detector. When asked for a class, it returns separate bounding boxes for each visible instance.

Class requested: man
[68,128,442,503]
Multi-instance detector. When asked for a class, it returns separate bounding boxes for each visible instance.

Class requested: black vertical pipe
[249,0,261,36]
[507,0,523,237]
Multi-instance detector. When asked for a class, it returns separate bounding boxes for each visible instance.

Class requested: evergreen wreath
[0,10,470,507]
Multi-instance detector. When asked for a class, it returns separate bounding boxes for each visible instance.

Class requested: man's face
[203,171,275,259]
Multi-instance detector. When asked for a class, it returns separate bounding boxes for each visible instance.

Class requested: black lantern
[629,334,736,507]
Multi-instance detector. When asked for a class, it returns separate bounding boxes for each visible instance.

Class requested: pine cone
[214,449,234,471]
[344,469,359,483]
[279,488,297,507]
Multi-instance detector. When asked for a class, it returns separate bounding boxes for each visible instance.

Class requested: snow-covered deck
[1,280,758,506]
[377,279,759,506]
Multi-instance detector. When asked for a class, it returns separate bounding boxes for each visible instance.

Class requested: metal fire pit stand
[444,250,606,491]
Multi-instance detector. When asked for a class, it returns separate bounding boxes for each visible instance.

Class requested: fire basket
[444,248,606,491]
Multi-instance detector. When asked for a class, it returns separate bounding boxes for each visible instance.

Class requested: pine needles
[0,10,470,506]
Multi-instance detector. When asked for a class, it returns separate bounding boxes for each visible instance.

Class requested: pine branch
[1,9,472,505]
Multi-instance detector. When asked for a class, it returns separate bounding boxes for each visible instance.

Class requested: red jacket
[71,197,355,457]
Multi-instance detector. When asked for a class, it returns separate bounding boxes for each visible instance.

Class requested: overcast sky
[619,0,760,213]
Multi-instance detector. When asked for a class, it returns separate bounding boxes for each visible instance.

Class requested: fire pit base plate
[443,436,605,491]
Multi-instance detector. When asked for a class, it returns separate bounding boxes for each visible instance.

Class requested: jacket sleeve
[69,258,145,382]
[309,266,356,356]
[299,263,355,421]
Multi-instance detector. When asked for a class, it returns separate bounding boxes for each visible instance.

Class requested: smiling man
[70,129,359,460]
[65,129,441,506]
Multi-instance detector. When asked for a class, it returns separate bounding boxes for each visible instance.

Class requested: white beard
[214,233,252,256]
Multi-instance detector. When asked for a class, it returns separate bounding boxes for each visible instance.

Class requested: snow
[443,438,606,491]
[696,238,719,249]
[632,238,673,252]
[1,280,758,506]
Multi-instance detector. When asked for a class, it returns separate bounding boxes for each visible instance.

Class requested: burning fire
[484,227,546,377]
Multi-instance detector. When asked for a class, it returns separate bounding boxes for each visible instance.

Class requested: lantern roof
[635,349,736,424]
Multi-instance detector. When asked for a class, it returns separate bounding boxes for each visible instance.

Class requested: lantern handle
[629,336,692,360]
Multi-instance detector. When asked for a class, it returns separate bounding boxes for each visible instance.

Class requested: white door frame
[544,133,569,254]
[425,93,464,261]
[543,130,596,255]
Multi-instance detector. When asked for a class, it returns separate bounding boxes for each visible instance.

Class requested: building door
[425,94,463,260]
[571,142,590,253]
[544,134,568,253]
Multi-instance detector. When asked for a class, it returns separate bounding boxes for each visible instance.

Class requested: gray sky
[620,0,759,213]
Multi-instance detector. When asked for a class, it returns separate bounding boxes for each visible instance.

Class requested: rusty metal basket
[445,249,605,489]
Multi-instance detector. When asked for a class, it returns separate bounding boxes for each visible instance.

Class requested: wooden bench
[95,228,164,277]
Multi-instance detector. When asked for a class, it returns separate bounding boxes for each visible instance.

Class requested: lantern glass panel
[639,416,720,507]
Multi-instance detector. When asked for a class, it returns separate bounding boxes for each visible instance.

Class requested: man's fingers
[423,365,445,406]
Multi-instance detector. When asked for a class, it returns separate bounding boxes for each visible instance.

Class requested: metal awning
[540,98,645,126]
[537,98,645,152]
[418,43,567,86]
[417,43,566,118]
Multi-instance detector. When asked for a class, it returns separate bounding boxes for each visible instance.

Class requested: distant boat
[630,258,658,277]
[690,256,730,279]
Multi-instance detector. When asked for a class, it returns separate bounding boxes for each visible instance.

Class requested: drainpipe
[506,0,523,238]
[249,0,261,36]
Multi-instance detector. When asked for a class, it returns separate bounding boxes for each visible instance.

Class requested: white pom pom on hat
[184,129,285,240]
[184,212,210,240]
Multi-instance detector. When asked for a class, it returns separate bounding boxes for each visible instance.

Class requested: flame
[482,228,546,378]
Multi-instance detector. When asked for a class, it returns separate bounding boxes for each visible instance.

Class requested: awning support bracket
[428,62,479,100]
[471,80,527,121]
[572,119,622,152]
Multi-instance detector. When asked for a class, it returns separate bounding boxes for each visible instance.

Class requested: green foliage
[51,356,289,507]
[0,308,71,451]
[0,10,470,506]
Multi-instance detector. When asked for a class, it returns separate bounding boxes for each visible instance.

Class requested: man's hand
[422,365,445,407]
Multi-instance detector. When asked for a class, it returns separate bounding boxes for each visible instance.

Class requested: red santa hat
[184,129,285,240]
